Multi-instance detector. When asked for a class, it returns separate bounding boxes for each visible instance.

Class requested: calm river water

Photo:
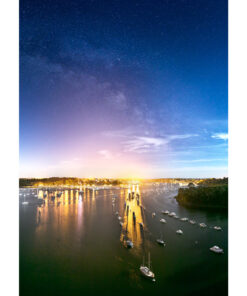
[19,185,228,296]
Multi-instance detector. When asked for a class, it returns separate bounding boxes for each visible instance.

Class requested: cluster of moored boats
[20,189,45,205]
[21,188,225,282]
[155,209,224,253]
[113,192,157,281]
[113,191,224,282]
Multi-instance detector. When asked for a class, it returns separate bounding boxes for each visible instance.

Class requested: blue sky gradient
[20,0,228,178]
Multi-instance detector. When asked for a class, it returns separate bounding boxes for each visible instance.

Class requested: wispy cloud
[123,134,198,153]
[98,150,122,159]
[173,158,228,164]
[211,133,228,140]
[123,136,167,153]
[166,134,198,141]
[98,150,112,159]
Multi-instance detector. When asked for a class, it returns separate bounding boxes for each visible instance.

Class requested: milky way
[20,0,228,178]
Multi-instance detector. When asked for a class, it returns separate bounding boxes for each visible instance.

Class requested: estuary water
[19,185,228,296]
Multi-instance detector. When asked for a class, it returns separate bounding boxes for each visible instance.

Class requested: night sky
[20,0,228,178]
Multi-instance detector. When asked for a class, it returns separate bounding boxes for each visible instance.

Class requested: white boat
[119,222,123,227]
[115,211,119,215]
[152,212,156,217]
[176,229,183,235]
[118,216,122,220]
[164,210,170,214]
[199,223,207,228]
[210,245,224,254]
[156,235,165,246]
[214,226,222,231]
[180,217,188,222]
[140,253,155,282]
[174,215,179,219]
[139,222,144,228]
[126,240,134,248]
[22,194,29,205]
[169,212,176,217]
[189,220,196,224]
[160,219,166,224]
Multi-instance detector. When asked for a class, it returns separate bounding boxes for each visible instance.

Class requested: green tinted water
[20,185,227,296]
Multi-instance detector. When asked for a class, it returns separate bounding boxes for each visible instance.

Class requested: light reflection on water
[120,185,144,250]
[20,184,228,296]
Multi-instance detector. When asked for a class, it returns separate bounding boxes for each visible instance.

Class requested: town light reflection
[120,184,144,249]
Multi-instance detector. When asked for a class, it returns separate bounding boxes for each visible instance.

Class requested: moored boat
[210,245,224,254]
[126,240,134,248]
[156,238,165,246]
[140,253,155,282]
[214,226,222,231]
[180,217,188,222]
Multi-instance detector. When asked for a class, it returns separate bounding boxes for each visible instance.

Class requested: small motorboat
[115,211,119,215]
[140,253,155,282]
[118,216,122,220]
[176,229,183,235]
[210,245,224,254]
[199,223,207,228]
[189,220,196,224]
[169,212,176,217]
[164,210,170,215]
[214,226,222,231]
[126,240,134,248]
[22,194,28,205]
[160,219,166,224]
[156,238,165,246]
[152,212,156,217]
[180,217,188,222]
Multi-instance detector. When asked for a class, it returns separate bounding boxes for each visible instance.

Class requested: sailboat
[156,232,165,246]
[140,253,155,281]
[22,194,29,205]
[126,239,134,248]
